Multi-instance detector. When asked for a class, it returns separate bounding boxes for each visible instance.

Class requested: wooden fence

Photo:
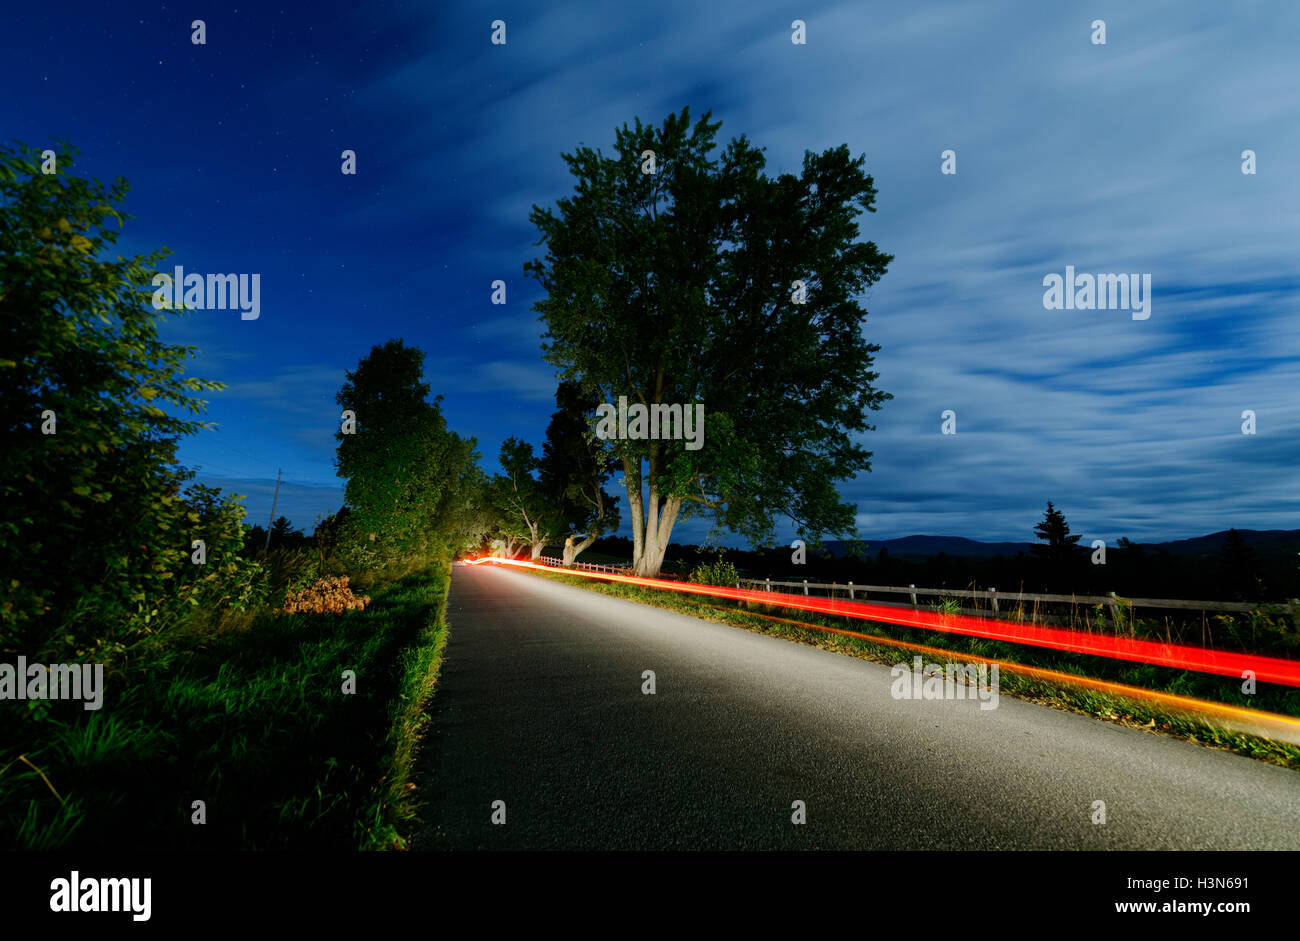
[534,556,1295,620]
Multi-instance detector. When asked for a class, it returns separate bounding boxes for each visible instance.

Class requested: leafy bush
[689,557,741,588]
[174,483,268,613]
[256,546,319,598]
[0,141,263,662]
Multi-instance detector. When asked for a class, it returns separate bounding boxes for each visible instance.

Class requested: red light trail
[467,556,1300,688]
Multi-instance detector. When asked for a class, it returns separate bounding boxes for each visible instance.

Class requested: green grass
[928,596,963,615]
[0,561,451,850]
[522,566,1300,771]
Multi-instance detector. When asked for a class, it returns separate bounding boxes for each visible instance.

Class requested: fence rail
[528,556,1294,617]
[535,555,630,575]
[735,578,1294,617]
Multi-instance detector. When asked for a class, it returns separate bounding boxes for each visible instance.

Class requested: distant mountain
[821,530,1300,560]
[821,536,1036,559]
[1154,530,1300,557]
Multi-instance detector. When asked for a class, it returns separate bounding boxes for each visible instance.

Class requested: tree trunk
[621,454,684,578]
[529,541,546,561]
[632,491,682,577]
[626,459,645,573]
[562,532,598,566]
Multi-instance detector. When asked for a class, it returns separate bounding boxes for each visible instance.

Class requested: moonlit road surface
[412,563,1300,850]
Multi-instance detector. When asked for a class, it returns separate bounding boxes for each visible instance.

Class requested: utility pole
[264,468,282,552]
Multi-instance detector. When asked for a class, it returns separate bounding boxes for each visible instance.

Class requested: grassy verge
[361,565,451,850]
[523,566,1300,771]
[0,560,451,850]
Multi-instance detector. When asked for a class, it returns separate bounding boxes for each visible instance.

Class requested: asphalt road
[411,563,1300,850]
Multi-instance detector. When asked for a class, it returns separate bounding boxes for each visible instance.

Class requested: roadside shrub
[689,557,741,588]
[174,483,268,614]
[0,141,229,662]
[256,547,319,598]
[38,480,259,664]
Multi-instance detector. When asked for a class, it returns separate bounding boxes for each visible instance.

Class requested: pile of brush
[279,575,371,615]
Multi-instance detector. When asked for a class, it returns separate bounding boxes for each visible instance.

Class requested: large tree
[439,459,494,557]
[492,437,559,561]
[538,381,620,566]
[1033,501,1082,561]
[0,141,253,659]
[334,339,478,566]
[1218,529,1261,601]
[1032,501,1084,588]
[526,108,892,576]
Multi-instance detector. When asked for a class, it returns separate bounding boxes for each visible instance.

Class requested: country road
[411,563,1300,850]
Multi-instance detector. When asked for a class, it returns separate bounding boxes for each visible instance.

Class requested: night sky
[5,1,1297,546]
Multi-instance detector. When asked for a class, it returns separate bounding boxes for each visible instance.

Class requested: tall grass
[0,560,451,850]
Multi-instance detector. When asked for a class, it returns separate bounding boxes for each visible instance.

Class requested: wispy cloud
[11,0,1296,546]
[191,476,346,534]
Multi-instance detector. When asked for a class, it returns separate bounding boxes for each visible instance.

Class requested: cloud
[21,0,1296,550]
[477,360,559,401]
[217,365,346,416]
[192,476,346,534]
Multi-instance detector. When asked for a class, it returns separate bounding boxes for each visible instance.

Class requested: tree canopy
[0,140,253,658]
[491,436,557,560]
[526,108,892,575]
[334,339,480,567]
[1032,501,1083,561]
[538,381,620,564]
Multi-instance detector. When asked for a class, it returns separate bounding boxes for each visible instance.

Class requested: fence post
[909,584,917,606]
[848,581,854,600]
[766,578,771,593]
[803,579,809,596]
[989,587,998,614]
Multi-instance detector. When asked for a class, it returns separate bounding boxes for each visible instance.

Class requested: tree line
[321,107,897,579]
[9,108,1288,670]
[3,107,901,658]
